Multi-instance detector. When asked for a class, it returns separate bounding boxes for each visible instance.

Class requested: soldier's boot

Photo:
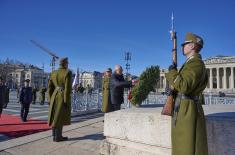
[52,128,56,141]
[54,127,68,142]
[60,127,68,140]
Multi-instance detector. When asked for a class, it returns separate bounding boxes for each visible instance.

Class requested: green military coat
[39,87,47,103]
[48,67,72,127]
[165,53,208,155]
[32,88,38,103]
[101,76,112,113]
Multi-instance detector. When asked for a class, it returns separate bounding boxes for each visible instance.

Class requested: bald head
[114,64,123,75]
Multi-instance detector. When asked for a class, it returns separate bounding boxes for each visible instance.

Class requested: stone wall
[100,105,235,155]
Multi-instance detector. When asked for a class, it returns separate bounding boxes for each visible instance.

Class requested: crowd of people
[0,78,47,121]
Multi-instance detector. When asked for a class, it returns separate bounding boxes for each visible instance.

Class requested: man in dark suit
[19,79,33,122]
[0,76,7,117]
[110,65,135,111]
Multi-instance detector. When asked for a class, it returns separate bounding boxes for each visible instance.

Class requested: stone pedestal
[100,105,235,155]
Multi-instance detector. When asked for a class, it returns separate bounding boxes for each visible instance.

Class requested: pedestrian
[101,68,112,113]
[19,79,33,122]
[32,86,38,104]
[77,83,84,93]
[0,76,7,117]
[3,82,9,109]
[17,87,20,99]
[39,87,47,105]
[165,32,208,155]
[48,57,72,142]
[110,65,136,111]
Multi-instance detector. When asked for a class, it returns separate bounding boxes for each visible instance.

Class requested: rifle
[161,13,177,116]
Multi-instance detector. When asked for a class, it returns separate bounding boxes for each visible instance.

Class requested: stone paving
[0,116,104,155]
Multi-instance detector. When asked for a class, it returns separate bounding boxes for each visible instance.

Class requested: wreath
[129,66,160,106]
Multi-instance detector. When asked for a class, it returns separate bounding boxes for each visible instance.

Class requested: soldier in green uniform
[101,68,112,113]
[48,57,72,142]
[39,87,47,105]
[165,32,208,155]
[32,87,38,104]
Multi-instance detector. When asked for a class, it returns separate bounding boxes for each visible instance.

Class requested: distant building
[157,56,235,95]
[8,65,49,89]
[79,71,103,90]
[204,56,235,95]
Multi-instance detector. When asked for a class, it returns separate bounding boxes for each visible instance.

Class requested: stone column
[163,77,166,89]
[209,68,213,89]
[223,67,227,89]
[216,68,220,89]
[159,76,162,89]
[231,67,234,89]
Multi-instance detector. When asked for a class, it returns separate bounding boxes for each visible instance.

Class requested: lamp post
[124,52,131,77]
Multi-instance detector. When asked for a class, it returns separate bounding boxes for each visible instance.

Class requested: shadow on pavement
[71,112,104,123]
[67,133,105,141]
[206,112,235,118]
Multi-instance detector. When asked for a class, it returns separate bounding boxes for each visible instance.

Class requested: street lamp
[124,52,131,77]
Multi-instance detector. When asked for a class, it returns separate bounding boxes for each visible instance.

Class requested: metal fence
[71,90,102,112]
[205,95,235,105]
[71,91,235,112]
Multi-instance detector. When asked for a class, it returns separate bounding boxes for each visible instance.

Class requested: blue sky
[0,0,235,75]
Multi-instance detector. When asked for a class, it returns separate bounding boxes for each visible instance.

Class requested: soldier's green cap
[24,79,30,82]
[181,32,204,48]
[60,57,68,65]
[105,68,112,72]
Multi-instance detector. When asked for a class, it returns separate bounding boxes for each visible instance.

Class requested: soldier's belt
[177,93,199,102]
[56,86,64,92]
[173,93,200,127]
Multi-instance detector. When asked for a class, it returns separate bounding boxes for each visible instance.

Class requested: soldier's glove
[168,63,177,71]
[165,87,174,96]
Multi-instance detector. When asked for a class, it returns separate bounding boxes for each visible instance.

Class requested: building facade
[79,71,103,90]
[8,66,48,89]
[204,56,235,95]
[158,56,235,95]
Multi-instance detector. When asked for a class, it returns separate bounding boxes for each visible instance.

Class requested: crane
[30,39,59,71]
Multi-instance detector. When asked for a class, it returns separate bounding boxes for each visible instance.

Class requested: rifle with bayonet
[161,13,177,116]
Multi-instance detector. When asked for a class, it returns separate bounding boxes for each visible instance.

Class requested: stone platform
[100,104,235,155]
